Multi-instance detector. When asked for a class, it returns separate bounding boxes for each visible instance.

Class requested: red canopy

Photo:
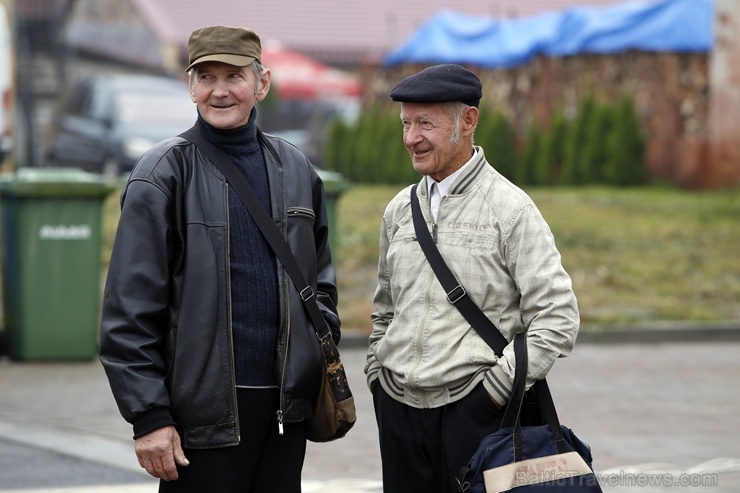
[261,43,361,101]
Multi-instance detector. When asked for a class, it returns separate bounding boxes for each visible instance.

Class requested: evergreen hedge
[475,107,517,182]
[322,95,647,187]
[519,123,543,186]
[323,106,413,184]
[605,96,648,186]
[536,111,568,186]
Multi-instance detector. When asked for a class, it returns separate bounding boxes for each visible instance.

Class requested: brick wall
[707,0,740,188]
[367,50,715,187]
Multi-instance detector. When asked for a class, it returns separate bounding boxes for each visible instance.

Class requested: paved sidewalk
[1,333,740,492]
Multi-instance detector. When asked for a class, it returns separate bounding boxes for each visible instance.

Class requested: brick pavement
[1,336,739,492]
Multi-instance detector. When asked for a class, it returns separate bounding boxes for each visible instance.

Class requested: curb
[339,320,740,349]
[575,320,740,344]
[2,320,739,358]
[0,420,143,475]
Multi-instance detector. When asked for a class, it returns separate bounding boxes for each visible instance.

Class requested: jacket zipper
[277,218,290,436]
[276,409,284,435]
[225,182,240,442]
[287,207,315,221]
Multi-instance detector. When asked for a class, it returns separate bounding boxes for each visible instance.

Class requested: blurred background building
[2,0,739,187]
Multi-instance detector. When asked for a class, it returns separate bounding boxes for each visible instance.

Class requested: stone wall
[707,0,740,188]
[365,51,719,188]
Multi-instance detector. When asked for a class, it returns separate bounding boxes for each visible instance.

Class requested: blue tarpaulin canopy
[384,0,713,68]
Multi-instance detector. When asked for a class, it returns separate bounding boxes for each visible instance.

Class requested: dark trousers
[372,383,504,493]
[159,388,306,493]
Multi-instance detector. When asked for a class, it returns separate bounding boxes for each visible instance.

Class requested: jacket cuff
[132,407,177,440]
[365,361,381,391]
[482,364,513,408]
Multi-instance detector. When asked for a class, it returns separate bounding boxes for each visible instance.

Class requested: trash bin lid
[316,169,351,195]
[0,168,118,198]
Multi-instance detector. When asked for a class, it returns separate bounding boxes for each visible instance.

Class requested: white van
[0,2,12,166]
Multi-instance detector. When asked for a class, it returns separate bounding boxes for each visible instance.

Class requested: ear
[255,68,272,102]
[461,106,479,135]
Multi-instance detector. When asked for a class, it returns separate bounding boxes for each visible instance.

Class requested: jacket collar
[448,146,487,195]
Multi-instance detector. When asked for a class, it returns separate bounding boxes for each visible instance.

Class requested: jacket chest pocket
[286,207,317,261]
[287,207,316,223]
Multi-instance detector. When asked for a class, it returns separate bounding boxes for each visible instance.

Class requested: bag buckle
[456,477,471,492]
[300,286,315,302]
[446,285,466,304]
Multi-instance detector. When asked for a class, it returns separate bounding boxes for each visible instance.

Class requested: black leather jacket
[99,129,341,449]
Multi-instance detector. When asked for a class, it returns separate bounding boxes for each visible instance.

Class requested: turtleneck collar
[196,107,258,147]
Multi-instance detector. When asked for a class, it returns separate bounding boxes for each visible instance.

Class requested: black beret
[390,64,482,107]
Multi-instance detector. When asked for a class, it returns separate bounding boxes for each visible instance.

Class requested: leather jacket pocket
[287,207,316,223]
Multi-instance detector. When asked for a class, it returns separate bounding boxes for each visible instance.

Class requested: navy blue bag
[456,333,603,493]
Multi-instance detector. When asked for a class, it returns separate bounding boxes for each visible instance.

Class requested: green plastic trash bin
[316,169,350,254]
[0,168,116,361]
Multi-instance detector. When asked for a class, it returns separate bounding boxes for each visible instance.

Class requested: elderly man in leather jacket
[99,26,341,493]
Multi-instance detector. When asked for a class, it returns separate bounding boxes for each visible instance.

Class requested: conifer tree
[536,111,569,185]
[561,96,595,185]
[519,123,542,186]
[606,96,647,186]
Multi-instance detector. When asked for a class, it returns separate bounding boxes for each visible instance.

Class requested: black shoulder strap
[179,126,330,339]
[409,183,509,354]
[410,184,562,443]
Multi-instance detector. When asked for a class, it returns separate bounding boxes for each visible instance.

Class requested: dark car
[45,73,196,177]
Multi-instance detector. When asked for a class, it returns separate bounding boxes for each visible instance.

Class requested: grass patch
[101,184,740,333]
[334,185,740,331]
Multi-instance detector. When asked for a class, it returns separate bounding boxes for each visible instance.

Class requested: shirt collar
[426,147,481,199]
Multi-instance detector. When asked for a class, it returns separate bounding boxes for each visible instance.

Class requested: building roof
[128,0,652,64]
[16,0,657,64]
[385,0,710,68]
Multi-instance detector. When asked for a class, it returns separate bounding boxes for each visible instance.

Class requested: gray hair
[442,101,476,145]
[188,60,265,96]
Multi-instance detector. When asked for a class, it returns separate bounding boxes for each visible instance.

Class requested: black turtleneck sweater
[197,109,279,388]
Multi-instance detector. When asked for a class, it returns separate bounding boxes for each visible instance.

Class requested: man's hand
[135,425,190,481]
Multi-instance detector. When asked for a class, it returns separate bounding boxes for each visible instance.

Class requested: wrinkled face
[400,102,476,182]
[190,61,271,129]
